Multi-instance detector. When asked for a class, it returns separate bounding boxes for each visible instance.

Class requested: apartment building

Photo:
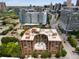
[59,7,79,32]
[19,9,47,27]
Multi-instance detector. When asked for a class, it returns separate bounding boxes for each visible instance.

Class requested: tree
[76,34,79,39]
[6,42,21,57]
[20,31,25,36]
[75,47,79,51]
[31,51,38,58]
[47,14,52,24]
[1,37,18,44]
[55,49,67,58]
[61,49,67,57]
[0,42,21,57]
[67,35,77,47]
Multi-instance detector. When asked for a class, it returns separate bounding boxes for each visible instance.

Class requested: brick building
[19,28,62,56]
[76,0,79,6]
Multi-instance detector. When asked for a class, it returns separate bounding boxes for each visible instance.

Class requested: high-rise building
[0,2,6,12]
[67,0,72,7]
[19,9,47,26]
[76,0,79,6]
[59,7,79,32]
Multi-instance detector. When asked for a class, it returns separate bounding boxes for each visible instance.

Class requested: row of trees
[47,14,52,24]
[67,35,77,47]
[31,49,67,58]
[55,49,67,58]
[31,51,51,58]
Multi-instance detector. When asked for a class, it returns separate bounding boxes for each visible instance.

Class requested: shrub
[1,37,18,44]
[55,49,67,58]
[61,49,67,57]
[31,51,38,58]
[20,31,25,36]
[55,51,61,58]
[75,47,79,51]
[76,34,79,39]
[47,14,52,24]
[41,51,51,58]
[70,39,77,47]
[70,30,79,35]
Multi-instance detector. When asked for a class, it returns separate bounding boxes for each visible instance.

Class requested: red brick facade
[20,38,62,56]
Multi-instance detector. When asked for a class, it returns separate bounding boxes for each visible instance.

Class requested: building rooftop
[23,23,39,26]
[21,28,62,41]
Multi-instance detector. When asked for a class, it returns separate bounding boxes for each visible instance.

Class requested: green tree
[20,31,25,37]
[76,34,79,39]
[61,49,67,57]
[67,36,77,47]
[0,42,21,57]
[75,47,79,51]
[1,37,18,44]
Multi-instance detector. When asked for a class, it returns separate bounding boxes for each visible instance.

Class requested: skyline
[0,0,77,6]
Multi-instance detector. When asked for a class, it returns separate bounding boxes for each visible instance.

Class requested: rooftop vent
[52,33,57,36]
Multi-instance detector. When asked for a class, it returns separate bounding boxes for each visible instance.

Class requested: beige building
[67,0,72,7]
[19,28,62,56]
[0,2,6,12]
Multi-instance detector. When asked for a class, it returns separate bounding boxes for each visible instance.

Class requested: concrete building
[67,0,72,7]
[19,9,47,27]
[59,7,79,32]
[0,2,6,12]
[19,27,62,56]
[76,0,79,6]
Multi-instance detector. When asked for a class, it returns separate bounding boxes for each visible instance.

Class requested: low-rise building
[19,28,62,56]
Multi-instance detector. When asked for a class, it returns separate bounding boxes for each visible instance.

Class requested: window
[24,41,31,48]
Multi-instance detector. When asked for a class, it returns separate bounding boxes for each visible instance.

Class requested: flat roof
[21,28,62,41]
[23,23,39,26]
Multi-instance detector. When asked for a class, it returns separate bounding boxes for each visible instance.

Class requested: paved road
[50,14,57,29]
